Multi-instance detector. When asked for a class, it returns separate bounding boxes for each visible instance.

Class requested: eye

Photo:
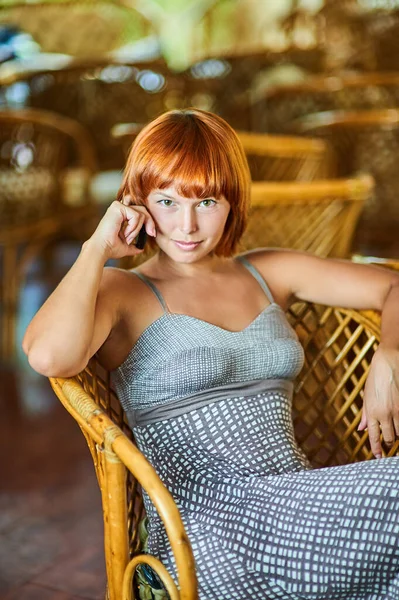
[158,198,174,207]
[199,198,216,207]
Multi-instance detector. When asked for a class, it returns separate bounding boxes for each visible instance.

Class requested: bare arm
[253,250,398,310]
[23,200,156,377]
[23,241,113,377]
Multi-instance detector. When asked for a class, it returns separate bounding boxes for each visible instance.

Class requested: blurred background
[1,1,399,598]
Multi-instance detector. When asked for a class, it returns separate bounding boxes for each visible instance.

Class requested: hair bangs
[136,118,233,202]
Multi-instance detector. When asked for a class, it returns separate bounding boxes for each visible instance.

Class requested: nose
[179,206,198,235]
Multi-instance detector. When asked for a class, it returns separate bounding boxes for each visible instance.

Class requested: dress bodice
[112,256,304,425]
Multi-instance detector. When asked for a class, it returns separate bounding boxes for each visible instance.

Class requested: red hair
[117,109,250,256]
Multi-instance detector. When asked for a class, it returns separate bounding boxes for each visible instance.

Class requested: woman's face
[146,185,230,263]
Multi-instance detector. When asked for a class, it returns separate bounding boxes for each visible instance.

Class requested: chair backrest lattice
[242,176,372,258]
[287,303,390,467]
[119,176,371,274]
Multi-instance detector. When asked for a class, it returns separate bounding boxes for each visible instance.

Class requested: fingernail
[375,453,382,459]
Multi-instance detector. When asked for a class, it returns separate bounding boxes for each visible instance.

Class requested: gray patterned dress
[112,256,399,600]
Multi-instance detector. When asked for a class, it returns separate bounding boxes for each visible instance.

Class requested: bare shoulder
[95,264,166,370]
[99,264,160,322]
[100,265,144,301]
[239,248,303,308]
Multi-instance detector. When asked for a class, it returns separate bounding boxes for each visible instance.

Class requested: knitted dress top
[112,256,399,600]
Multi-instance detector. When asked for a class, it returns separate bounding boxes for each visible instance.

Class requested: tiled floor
[1,231,399,600]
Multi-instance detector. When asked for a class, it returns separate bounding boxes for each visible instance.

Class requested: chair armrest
[50,376,198,600]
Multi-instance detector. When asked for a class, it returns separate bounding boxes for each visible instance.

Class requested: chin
[171,250,206,263]
[157,239,206,260]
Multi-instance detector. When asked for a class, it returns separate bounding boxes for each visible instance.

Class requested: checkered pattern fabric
[133,392,399,600]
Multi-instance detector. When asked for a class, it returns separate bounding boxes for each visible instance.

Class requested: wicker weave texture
[241,176,371,259]
[237,131,333,181]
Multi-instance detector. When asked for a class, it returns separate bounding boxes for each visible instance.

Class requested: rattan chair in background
[0,108,98,360]
[180,48,325,132]
[17,60,187,171]
[241,175,372,258]
[236,131,333,181]
[251,72,399,135]
[49,297,398,599]
[295,108,399,255]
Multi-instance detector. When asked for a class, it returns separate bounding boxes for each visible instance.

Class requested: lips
[173,240,202,251]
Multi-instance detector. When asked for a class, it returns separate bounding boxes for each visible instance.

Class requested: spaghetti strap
[236,255,275,304]
[133,271,169,313]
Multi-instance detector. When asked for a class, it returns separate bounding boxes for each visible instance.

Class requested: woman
[24,109,399,599]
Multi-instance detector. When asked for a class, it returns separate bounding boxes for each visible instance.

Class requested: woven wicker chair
[251,72,399,135]
[49,296,399,600]
[236,131,333,181]
[0,108,98,360]
[241,175,372,258]
[295,108,399,254]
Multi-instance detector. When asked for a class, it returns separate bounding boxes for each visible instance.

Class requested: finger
[124,213,144,240]
[367,418,383,458]
[380,419,395,448]
[122,204,157,237]
[358,407,368,431]
[125,214,145,244]
[145,218,156,238]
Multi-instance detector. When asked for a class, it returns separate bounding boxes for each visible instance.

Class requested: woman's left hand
[359,345,399,458]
